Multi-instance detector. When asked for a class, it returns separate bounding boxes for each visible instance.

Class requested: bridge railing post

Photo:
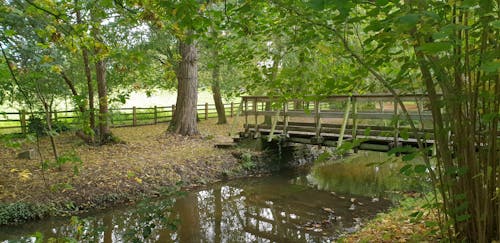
[352,97,358,152]
[337,97,352,148]
[253,97,259,138]
[314,100,322,142]
[393,98,400,148]
[244,98,249,133]
[283,101,289,137]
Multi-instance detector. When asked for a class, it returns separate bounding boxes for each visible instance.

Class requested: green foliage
[240,152,256,170]
[27,116,71,136]
[42,151,83,174]
[0,202,48,225]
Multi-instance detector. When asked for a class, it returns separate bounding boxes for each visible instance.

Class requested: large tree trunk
[211,52,227,124]
[168,41,199,136]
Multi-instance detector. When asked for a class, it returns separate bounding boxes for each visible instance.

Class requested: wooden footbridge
[236,94,436,153]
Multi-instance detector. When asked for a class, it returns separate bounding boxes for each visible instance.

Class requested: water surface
[1,152,422,242]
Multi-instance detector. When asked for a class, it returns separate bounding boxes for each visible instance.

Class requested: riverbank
[0,118,264,225]
[340,195,442,242]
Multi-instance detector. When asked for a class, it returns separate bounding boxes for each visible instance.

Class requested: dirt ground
[0,118,244,211]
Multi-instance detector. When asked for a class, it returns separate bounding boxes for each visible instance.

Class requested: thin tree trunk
[61,71,85,113]
[211,54,227,124]
[82,48,95,129]
[168,40,199,136]
[75,1,95,130]
[40,99,59,164]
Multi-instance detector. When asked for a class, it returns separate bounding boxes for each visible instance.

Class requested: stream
[0,151,424,242]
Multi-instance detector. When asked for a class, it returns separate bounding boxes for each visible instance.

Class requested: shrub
[0,202,48,225]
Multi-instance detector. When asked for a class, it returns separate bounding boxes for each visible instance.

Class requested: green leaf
[480,60,500,73]
[491,20,500,29]
[400,128,409,140]
[314,151,331,164]
[308,0,329,10]
[418,42,452,53]
[402,152,417,162]
[399,14,420,27]
[400,164,413,175]
[414,164,427,173]
[425,220,439,227]
[4,29,16,37]
[375,0,389,6]
[457,214,471,222]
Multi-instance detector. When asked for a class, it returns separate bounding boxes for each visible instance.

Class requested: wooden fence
[0,102,239,134]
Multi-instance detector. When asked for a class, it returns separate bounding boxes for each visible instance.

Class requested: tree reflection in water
[2,153,407,242]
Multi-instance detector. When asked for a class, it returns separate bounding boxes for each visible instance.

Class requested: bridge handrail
[241,94,437,149]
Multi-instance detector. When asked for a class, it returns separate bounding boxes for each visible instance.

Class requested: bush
[0,202,48,225]
[27,116,71,136]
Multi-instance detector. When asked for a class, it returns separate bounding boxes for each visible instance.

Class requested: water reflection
[303,151,426,199]
[1,152,413,242]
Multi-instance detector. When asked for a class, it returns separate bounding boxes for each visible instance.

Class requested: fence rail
[0,102,240,134]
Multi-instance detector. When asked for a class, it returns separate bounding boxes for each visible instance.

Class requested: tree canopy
[1,0,499,241]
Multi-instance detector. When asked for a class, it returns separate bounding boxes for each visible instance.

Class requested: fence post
[132,106,137,126]
[230,102,234,117]
[20,110,27,134]
[172,105,176,119]
[53,110,58,123]
[154,106,158,124]
[205,102,209,120]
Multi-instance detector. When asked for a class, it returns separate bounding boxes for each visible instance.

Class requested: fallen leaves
[0,118,243,211]
[339,197,441,242]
